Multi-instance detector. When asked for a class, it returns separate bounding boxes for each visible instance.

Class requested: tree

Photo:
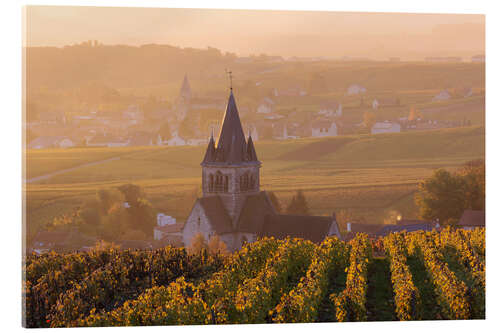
[78,201,101,226]
[116,184,156,238]
[415,169,467,225]
[120,229,147,241]
[415,160,485,226]
[457,159,485,211]
[363,111,376,131]
[96,189,121,215]
[207,234,228,256]
[286,190,310,215]
[267,191,282,213]
[99,203,128,241]
[117,184,143,206]
[127,198,156,238]
[188,233,207,255]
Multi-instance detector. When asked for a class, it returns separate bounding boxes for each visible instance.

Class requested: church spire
[179,74,192,100]
[247,134,258,162]
[202,132,216,163]
[213,90,248,164]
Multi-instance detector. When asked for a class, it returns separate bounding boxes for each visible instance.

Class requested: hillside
[26,43,485,100]
[24,126,485,242]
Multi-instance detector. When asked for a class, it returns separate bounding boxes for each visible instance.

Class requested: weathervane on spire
[225,69,233,91]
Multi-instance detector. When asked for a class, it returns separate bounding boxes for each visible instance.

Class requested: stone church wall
[182,201,215,247]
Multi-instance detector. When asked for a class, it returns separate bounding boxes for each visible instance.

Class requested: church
[181,88,341,252]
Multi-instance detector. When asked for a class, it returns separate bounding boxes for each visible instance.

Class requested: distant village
[26,66,482,150]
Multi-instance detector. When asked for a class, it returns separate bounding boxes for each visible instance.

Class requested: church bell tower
[201,89,261,224]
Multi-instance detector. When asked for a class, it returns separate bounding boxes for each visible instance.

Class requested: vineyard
[23,228,485,327]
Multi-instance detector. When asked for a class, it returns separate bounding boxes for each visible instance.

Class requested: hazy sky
[25,6,485,60]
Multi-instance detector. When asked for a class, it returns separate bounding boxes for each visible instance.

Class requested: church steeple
[201,83,262,223]
[179,74,192,100]
[202,90,260,166]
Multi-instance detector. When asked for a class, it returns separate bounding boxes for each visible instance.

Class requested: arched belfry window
[250,174,256,189]
[215,171,224,192]
[224,175,229,192]
[240,172,251,192]
[209,174,214,192]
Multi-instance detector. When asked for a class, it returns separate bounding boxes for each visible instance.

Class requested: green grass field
[25,126,485,241]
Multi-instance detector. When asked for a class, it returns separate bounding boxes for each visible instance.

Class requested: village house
[122,105,144,125]
[371,121,401,134]
[28,136,75,149]
[273,85,307,97]
[182,89,341,252]
[432,89,452,101]
[346,84,367,95]
[256,97,275,114]
[166,131,186,146]
[154,223,183,242]
[311,119,338,137]
[372,98,400,110]
[318,101,342,117]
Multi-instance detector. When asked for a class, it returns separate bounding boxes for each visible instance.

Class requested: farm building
[458,210,485,230]
[182,90,341,252]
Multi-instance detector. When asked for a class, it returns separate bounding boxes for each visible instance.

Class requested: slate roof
[377,223,436,237]
[348,223,383,235]
[197,196,234,234]
[202,91,261,165]
[458,210,485,227]
[260,214,334,243]
[237,191,277,233]
[246,135,258,162]
[396,219,431,226]
[154,223,184,234]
